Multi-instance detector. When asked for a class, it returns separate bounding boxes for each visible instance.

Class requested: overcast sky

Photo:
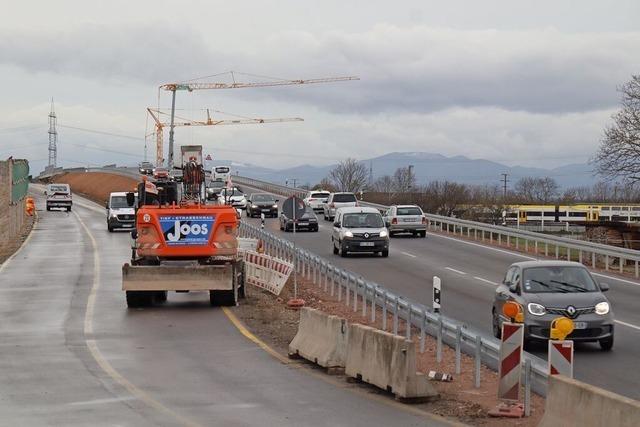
[1,0,639,174]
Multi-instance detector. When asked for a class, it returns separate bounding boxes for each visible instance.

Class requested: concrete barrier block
[539,375,640,427]
[345,323,437,401]
[288,308,348,369]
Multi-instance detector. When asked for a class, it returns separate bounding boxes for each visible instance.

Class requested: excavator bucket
[122,263,234,291]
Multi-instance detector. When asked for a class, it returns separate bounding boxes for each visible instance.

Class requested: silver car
[331,207,389,257]
[383,205,426,237]
[492,261,614,350]
[323,192,358,221]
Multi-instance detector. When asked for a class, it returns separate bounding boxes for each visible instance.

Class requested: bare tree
[314,178,337,192]
[514,176,559,203]
[594,75,640,182]
[328,158,368,192]
[392,166,415,193]
[372,175,395,203]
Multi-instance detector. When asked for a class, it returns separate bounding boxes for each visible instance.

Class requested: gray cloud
[2,24,638,115]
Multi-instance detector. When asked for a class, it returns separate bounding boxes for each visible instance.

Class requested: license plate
[262,209,270,212]
[573,322,587,330]
[123,224,133,228]
[360,242,375,247]
[403,218,418,222]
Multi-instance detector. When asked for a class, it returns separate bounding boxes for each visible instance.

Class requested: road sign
[548,340,573,378]
[498,322,524,402]
[282,195,306,220]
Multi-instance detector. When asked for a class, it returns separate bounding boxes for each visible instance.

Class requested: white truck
[45,183,72,211]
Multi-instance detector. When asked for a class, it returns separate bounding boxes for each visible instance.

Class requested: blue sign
[159,215,215,246]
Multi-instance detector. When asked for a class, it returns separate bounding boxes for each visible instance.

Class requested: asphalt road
[239,184,640,400]
[0,187,449,426]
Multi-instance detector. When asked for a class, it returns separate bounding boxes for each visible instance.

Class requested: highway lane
[239,184,640,399]
[0,187,444,426]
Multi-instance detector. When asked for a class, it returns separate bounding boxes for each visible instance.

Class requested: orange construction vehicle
[121,145,243,308]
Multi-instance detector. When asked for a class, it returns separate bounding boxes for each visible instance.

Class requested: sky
[1,0,639,175]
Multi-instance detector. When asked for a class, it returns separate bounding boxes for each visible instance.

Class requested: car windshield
[222,189,242,196]
[342,213,383,228]
[252,194,275,202]
[522,266,599,293]
[397,207,422,215]
[215,167,230,173]
[333,194,356,203]
[311,192,329,198]
[110,195,135,208]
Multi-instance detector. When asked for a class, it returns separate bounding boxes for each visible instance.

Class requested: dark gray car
[492,261,614,350]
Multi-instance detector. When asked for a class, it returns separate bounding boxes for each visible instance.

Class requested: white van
[45,183,72,211]
[106,192,137,232]
[212,166,231,184]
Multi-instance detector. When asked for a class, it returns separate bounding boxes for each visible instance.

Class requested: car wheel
[333,243,339,254]
[339,244,347,257]
[420,231,427,238]
[492,310,501,339]
[381,249,389,258]
[107,224,114,232]
[279,222,284,231]
[599,336,614,351]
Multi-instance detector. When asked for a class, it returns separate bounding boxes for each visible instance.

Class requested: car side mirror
[385,220,390,228]
[333,221,340,227]
[508,283,519,294]
[105,201,109,209]
[599,282,610,292]
[275,199,279,203]
[44,190,47,195]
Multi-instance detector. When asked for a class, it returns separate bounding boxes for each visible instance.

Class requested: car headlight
[252,205,258,209]
[344,231,353,238]
[272,204,278,208]
[527,303,546,316]
[379,230,388,238]
[309,218,317,222]
[109,214,118,219]
[595,301,610,315]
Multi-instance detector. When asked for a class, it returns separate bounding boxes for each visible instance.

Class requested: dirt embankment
[50,172,139,205]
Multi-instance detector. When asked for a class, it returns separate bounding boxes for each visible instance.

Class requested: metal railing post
[393,297,399,335]
[455,325,461,375]
[524,359,531,417]
[420,309,426,353]
[475,335,482,388]
[436,317,443,363]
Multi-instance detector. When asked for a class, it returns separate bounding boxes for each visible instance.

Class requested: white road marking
[401,251,417,258]
[68,396,137,406]
[445,267,467,275]
[615,320,640,331]
[474,276,499,287]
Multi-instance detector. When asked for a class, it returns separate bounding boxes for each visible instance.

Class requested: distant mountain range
[204,152,598,189]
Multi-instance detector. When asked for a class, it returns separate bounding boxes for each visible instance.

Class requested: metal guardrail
[234,175,640,278]
[238,221,549,398]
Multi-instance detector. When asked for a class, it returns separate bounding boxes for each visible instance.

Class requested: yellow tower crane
[146,108,303,166]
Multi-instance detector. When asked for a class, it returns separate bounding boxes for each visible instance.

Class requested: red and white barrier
[548,340,573,378]
[244,250,293,296]
[498,322,524,401]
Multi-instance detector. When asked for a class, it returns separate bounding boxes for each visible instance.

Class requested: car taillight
[330,203,335,208]
[392,218,398,224]
[422,217,426,224]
